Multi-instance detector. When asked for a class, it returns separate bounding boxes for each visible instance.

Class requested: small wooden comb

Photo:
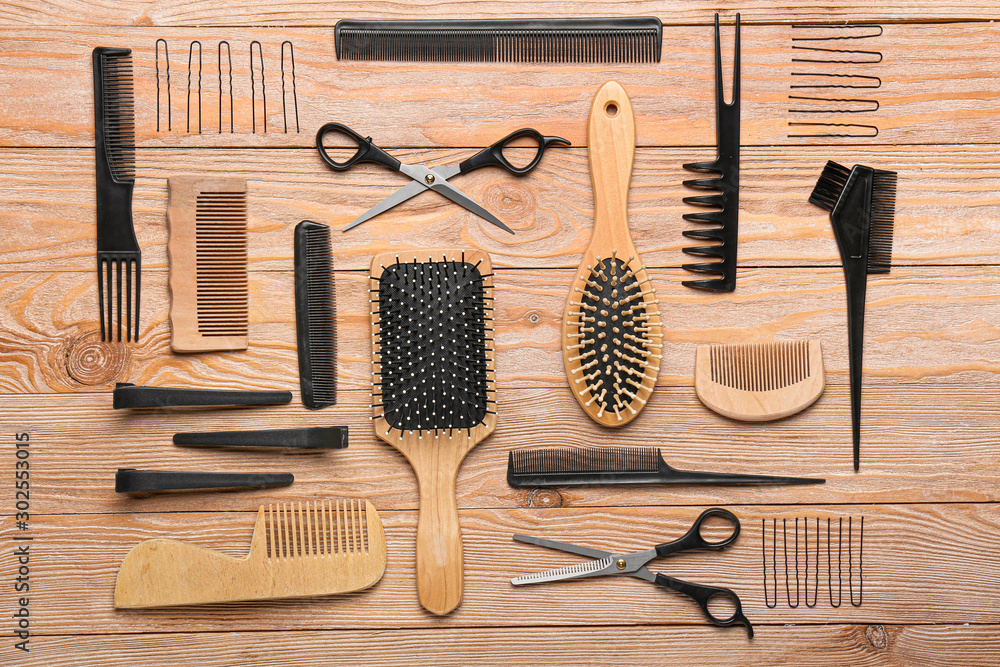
[114,499,385,607]
[167,176,248,353]
[694,340,825,421]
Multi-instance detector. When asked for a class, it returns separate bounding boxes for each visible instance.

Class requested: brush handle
[844,265,868,471]
[587,80,636,255]
[412,458,464,615]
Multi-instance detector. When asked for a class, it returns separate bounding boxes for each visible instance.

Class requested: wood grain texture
[9,625,1000,667]
[0,504,997,635]
[3,145,998,273]
[0,24,997,148]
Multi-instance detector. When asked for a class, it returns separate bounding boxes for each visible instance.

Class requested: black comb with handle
[294,221,337,409]
[507,446,824,487]
[809,160,897,470]
[682,14,740,292]
[93,47,141,342]
[335,18,662,62]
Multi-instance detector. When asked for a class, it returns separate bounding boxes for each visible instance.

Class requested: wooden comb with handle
[562,81,663,427]
[114,499,385,607]
[370,249,496,615]
[167,176,249,353]
[695,340,825,421]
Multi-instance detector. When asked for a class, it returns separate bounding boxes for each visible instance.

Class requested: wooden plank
[4,145,999,273]
[0,24,997,148]
[0,504,997,635]
[11,625,1000,667]
[2,1,998,27]
[3,386,1000,514]
[0,266,998,395]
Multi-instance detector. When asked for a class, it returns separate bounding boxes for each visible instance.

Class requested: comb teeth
[295,221,337,408]
[511,445,660,474]
[564,254,662,423]
[372,253,494,432]
[335,18,662,63]
[265,500,368,559]
[100,51,135,182]
[195,191,248,336]
[709,341,811,391]
[867,168,897,274]
[808,160,851,212]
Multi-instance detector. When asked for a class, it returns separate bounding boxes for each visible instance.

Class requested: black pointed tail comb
[682,13,740,292]
[809,160,897,471]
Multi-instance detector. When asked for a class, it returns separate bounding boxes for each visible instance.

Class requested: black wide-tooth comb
[294,221,337,409]
[93,47,140,342]
[809,160,897,471]
[335,18,663,63]
[681,14,740,292]
[369,249,496,615]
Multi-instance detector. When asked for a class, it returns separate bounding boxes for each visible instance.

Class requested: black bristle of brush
[335,18,662,63]
[809,161,897,471]
[294,221,336,409]
[375,256,493,431]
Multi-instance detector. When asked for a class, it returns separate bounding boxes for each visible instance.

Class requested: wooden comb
[562,81,663,427]
[114,499,385,607]
[167,176,248,352]
[370,249,496,615]
[694,340,825,421]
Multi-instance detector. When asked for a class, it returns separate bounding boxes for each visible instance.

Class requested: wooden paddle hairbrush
[370,249,496,615]
[562,81,663,427]
[114,499,385,607]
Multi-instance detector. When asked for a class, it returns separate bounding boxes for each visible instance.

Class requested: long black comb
[681,14,740,292]
[507,445,824,487]
[93,47,140,342]
[335,18,662,63]
[809,160,897,470]
[294,221,337,409]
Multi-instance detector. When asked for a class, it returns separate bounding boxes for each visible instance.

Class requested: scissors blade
[512,534,614,560]
[343,164,467,231]
[399,163,515,234]
[511,556,617,586]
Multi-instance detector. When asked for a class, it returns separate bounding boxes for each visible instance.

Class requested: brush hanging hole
[604,102,619,117]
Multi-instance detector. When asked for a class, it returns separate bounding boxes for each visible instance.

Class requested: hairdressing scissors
[511,507,753,637]
[316,123,570,233]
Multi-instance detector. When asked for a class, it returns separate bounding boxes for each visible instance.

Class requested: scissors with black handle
[511,507,753,637]
[316,123,570,233]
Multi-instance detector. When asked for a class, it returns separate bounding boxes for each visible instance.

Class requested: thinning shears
[511,507,753,637]
[316,123,570,233]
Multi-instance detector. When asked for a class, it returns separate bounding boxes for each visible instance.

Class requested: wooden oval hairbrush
[562,81,663,427]
[370,249,496,615]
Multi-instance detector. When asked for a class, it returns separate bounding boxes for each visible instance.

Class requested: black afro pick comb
[681,13,741,292]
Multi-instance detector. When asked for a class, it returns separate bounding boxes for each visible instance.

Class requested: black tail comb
[507,445,824,487]
[113,383,292,409]
[174,426,348,450]
[335,18,662,63]
[115,469,293,494]
[294,221,337,409]
[93,46,140,342]
[809,160,897,470]
[682,14,740,292]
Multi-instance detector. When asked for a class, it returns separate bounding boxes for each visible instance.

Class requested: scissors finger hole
[706,592,739,623]
[697,511,740,545]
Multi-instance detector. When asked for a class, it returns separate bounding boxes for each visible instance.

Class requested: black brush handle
[115,469,293,493]
[174,426,348,449]
[113,383,292,409]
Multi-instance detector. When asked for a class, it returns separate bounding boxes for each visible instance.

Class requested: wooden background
[2,1,999,665]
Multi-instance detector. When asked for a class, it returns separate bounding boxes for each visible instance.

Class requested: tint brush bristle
[295,221,337,408]
[808,160,851,212]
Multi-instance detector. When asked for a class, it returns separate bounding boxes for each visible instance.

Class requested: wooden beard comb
[562,81,663,427]
[114,500,386,607]
[369,249,496,615]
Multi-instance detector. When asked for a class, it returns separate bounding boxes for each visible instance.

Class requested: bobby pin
[155,38,171,131]
[187,40,202,134]
[218,40,233,134]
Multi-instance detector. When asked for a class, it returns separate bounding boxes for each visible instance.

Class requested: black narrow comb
[335,18,662,63]
[507,445,824,486]
[294,221,336,409]
[174,426,348,450]
[115,469,293,494]
[93,46,140,342]
[809,160,897,471]
[113,383,292,409]
[682,14,740,292]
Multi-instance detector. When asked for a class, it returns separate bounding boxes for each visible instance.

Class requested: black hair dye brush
[809,160,897,470]
[369,249,496,615]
